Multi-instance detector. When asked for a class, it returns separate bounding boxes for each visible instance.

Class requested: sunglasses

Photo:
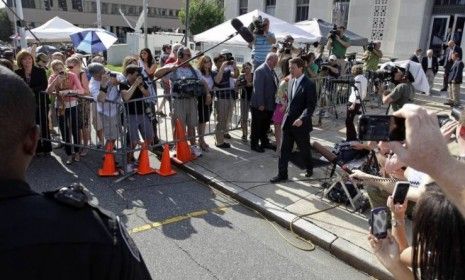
[67,65,74,69]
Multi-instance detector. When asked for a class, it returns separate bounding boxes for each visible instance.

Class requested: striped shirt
[251,33,274,64]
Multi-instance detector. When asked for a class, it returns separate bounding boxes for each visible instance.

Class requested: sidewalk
[169,94,454,280]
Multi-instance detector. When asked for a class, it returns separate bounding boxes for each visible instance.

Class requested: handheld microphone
[231,18,254,43]
[311,141,353,174]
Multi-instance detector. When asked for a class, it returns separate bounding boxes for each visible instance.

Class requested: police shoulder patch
[117,216,141,262]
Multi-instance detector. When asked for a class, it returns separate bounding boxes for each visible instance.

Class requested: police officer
[0,65,152,279]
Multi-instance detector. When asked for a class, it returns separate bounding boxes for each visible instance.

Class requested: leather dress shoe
[251,146,265,153]
[305,170,314,177]
[216,142,231,149]
[270,175,288,183]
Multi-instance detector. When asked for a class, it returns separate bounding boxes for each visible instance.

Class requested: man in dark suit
[270,58,317,183]
[421,49,439,95]
[409,48,422,63]
[250,52,279,153]
[441,40,463,91]
[445,51,464,106]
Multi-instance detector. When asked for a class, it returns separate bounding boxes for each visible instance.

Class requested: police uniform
[0,179,152,280]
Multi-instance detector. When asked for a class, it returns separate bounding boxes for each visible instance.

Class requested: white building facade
[224,0,465,60]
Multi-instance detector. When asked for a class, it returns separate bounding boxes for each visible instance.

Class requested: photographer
[321,55,340,78]
[121,65,153,172]
[154,47,210,148]
[382,67,414,112]
[249,16,276,70]
[277,35,300,77]
[88,63,123,149]
[326,25,351,73]
[362,41,383,72]
[345,65,367,141]
[213,54,237,149]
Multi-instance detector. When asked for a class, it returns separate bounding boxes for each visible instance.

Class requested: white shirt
[289,74,305,101]
[349,74,368,103]
[427,57,433,68]
[89,75,123,117]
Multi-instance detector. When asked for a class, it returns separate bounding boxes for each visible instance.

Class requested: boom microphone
[311,141,353,174]
[231,18,254,43]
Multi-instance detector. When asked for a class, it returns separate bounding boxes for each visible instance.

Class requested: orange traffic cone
[173,119,196,164]
[98,142,119,177]
[155,144,176,176]
[137,143,157,175]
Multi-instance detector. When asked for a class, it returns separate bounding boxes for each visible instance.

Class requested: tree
[178,0,224,36]
[0,9,13,42]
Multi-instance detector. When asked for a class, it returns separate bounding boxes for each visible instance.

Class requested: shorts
[172,97,198,127]
[91,103,103,131]
[101,113,120,140]
[128,114,154,143]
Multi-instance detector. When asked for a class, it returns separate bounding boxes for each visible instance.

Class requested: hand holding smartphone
[369,207,389,239]
[392,181,410,204]
[358,115,405,141]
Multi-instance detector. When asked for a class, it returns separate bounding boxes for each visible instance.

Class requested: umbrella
[294,18,369,46]
[36,45,58,54]
[70,28,117,54]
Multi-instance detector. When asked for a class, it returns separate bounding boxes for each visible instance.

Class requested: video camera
[278,40,293,54]
[328,25,339,40]
[366,41,375,52]
[371,65,397,84]
[249,15,265,35]
[136,67,149,81]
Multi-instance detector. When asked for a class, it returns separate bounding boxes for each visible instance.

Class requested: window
[239,0,247,15]
[161,8,167,16]
[57,0,67,11]
[21,0,35,8]
[295,0,309,22]
[71,0,83,11]
[332,0,350,27]
[265,0,275,16]
[169,9,174,17]
[101,3,108,14]
[111,4,119,15]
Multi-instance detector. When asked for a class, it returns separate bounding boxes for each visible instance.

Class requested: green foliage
[0,9,13,42]
[178,0,224,35]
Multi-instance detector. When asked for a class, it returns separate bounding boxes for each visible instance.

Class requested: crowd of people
[1,15,465,279]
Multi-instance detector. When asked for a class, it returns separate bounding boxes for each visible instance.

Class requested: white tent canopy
[193,10,319,44]
[25,16,83,42]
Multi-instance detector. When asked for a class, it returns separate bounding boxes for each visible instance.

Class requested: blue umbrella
[70,28,117,54]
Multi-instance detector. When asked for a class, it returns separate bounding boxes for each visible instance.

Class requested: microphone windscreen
[238,26,254,43]
[231,18,244,31]
[311,141,337,163]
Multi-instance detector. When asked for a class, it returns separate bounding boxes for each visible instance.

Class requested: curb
[173,160,393,280]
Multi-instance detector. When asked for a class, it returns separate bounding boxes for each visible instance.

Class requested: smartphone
[393,181,410,204]
[358,115,405,141]
[369,207,389,239]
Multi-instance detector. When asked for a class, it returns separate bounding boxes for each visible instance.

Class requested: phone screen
[393,182,410,204]
[370,207,388,239]
[358,115,405,141]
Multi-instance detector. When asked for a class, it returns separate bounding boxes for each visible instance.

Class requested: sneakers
[126,163,134,173]
[191,145,203,157]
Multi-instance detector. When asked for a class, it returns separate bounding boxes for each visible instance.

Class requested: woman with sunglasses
[46,59,84,164]
[196,55,214,151]
[66,56,92,156]
[15,50,52,155]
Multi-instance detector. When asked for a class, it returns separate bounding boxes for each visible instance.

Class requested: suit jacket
[282,75,317,132]
[421,56,439,75]
[444,45,463,67]
[409,55,419,63]
[449,60,464,84]
[250,62,278,111]
[15,66,48,105]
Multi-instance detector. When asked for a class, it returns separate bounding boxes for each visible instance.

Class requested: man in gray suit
[250,53,279,153]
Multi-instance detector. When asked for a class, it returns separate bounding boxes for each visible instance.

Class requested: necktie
[291,79,297,100]
[272,70,278,87]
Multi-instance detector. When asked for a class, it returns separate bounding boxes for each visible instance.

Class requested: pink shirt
[48,71,84,106]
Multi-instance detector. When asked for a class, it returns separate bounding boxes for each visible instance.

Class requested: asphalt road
[26,150,371,280]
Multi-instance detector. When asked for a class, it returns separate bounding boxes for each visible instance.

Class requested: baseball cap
[220,49,231,55]
[329,54,337,61]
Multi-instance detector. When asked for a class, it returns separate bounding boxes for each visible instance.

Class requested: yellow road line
[129,205,234,234]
